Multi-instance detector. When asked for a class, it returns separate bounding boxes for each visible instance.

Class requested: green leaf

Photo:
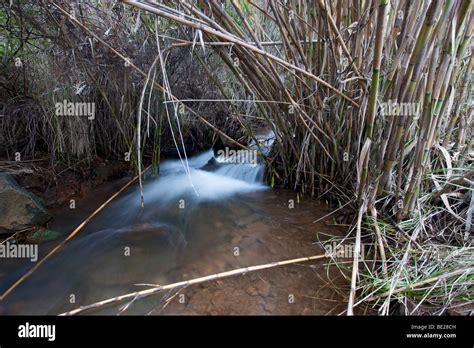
[31,229,61,242]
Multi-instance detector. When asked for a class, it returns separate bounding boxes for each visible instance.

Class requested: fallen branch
[60,254,328,316]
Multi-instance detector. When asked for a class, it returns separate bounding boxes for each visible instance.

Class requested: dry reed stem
[122,0,360,107]
[347,200,367,315]
[60,254,329,316]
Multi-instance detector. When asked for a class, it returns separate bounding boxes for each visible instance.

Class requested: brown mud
[13,157,130,208]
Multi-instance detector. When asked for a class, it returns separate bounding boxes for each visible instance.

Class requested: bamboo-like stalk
[347,200,367,315]
[60,254,329,316]
[122,0,360,107]
[318,0,364,80]
[359,0,388,199]
[377,0,443,196]
[369,206,387,276]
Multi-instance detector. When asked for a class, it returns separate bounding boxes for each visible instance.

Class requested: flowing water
[0,137,351,315]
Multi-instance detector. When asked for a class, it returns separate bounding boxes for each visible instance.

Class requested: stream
[0,140,351,315]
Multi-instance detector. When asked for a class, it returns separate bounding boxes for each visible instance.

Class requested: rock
[246,286,259,296]
[200,157,222,171]
[231,234,243,244]
[0,174,51,233]
[256,282,271,297]
[263,301,277,312]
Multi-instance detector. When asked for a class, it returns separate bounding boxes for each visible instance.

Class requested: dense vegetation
[1,0,472,315]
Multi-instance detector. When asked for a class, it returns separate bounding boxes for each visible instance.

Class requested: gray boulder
[0,173,51,233]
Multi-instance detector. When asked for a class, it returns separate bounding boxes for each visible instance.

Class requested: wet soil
[14,157,129,208]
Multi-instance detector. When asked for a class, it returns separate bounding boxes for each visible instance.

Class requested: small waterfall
[213,129,275,183]
[159,149,215,175]
[120,129,276,206]
[214,147,263,183]
[213,163,264,183]
[139,167,266,205]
